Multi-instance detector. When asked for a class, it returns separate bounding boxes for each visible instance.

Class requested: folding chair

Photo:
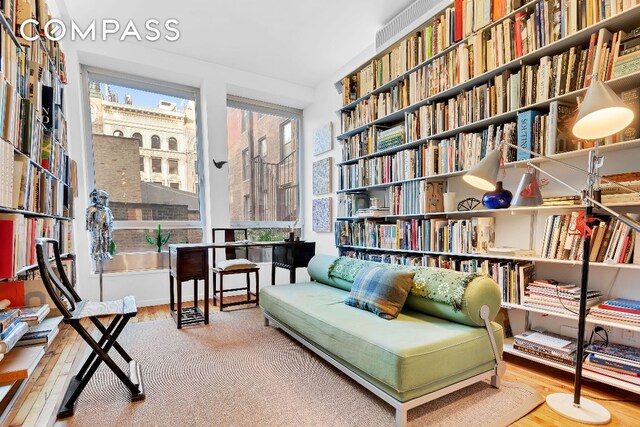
[35,238,145,418]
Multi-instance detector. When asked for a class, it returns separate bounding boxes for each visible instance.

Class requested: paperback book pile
[600,171,640,204]
[589,298,640,327]
[513,330,577,367]
[355,207,390,218]
[612,27,640,79]
[523,279,601,314]
[585,342,640,386]
[19,304,51,326]
[377,125,405,151]
[0,307,27,355]
[16,316,61,348]
[540,212,636,264]
[541,196,581,206]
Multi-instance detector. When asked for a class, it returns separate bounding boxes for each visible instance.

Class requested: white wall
[62,37,315,305]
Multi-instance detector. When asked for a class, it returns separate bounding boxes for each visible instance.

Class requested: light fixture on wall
[464,78,638,425]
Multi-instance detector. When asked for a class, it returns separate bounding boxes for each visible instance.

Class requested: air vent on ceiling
[375,0,450,53]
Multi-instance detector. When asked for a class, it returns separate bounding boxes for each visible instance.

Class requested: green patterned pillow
[344,267,415,320]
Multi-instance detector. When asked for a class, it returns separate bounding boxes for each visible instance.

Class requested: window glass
[87,75,203,256]
[227,102,300,232]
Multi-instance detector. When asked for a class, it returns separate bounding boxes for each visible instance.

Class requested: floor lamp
[463,79,639,424]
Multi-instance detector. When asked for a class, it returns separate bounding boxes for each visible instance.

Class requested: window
[133,132,143,147]
[168,159,179,175]
[259,137,267,158]
[113,130,123,137]
[242,149,249,180]
[151,135,161,149]
[152,158,162,173]
[241,110,249,132]
[283,121,292,144]
[86,69,204,259]
[227,97,301,235]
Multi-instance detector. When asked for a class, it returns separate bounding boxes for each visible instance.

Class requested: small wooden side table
[271,241,316,285]
[169,245,209,329]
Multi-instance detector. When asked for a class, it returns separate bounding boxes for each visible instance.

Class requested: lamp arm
[502,142,640,196]
[527,163,640,233]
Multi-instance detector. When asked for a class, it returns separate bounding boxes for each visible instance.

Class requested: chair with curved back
[35,238,145,418]
[211,228,260,311]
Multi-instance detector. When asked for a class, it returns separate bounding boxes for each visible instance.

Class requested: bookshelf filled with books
[335,0,640,393]
[0,0,76,417]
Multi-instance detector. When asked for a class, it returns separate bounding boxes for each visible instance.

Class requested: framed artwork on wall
[312,197,332,232]
[313,122,333,155]
[312,157,332,195]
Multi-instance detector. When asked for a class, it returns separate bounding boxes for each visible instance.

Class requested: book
[619,88,640,141]
[18,305,50,326]
[517,110,541,160]
[0,309,20,333]
[0,346,44,383]
[15,316,62,347]
[0,321,28,353]
[586,342,640,364]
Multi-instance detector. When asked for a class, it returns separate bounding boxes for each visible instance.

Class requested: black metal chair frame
[211,228,259,311]
[35,238,145,418]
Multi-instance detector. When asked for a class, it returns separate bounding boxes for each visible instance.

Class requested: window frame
[226,95,303,230]
[168,137,178,151]
[81,66,206,243]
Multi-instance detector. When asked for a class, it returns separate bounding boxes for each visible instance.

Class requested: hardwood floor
[3,302,639,427]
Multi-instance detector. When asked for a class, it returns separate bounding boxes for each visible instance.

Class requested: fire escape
[251,152,298,222]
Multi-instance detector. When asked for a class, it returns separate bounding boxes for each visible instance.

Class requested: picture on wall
[313,122,333,155]
[312,157,332,195]
[312,197,332,232]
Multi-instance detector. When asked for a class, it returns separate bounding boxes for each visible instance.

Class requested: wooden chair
[211,228,259,311]
[35,238,145,418]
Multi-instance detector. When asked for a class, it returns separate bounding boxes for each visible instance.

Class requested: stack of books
[513,330,577,367]
[600,172,640,204]
[523,280,601,314]
[612,27,640,79]
[16,316,61,348]
[377,125,405,151]
[355,207,389,218]
[0,308,27,355]
[19,304,51,326]
[589,298,640,327]
[585,342,640,386]
[541,196,581,206]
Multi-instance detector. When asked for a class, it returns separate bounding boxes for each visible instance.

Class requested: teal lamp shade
[512,172,543,207]
[462,148,502,191]
[573,80,634,140]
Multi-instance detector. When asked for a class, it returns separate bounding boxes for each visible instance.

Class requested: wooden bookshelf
[334,0,640,394]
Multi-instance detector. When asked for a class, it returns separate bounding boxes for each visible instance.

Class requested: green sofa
[260,255,505,427]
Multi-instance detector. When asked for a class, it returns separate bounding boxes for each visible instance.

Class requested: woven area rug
[69,308,543,426]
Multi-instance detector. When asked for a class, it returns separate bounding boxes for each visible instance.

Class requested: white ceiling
[59,0,416,87]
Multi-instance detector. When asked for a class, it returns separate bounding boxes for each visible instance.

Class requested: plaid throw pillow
[344,267,415,320]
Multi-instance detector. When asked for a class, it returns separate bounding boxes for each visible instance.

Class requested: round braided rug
[69,308,542,426]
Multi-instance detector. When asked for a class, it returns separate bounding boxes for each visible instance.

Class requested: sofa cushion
[344,267,414,319]
[260,283,503,402]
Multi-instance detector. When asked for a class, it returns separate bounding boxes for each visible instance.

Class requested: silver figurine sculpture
[86,189,113,301]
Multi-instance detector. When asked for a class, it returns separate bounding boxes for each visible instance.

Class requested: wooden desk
[168,241,315,327]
